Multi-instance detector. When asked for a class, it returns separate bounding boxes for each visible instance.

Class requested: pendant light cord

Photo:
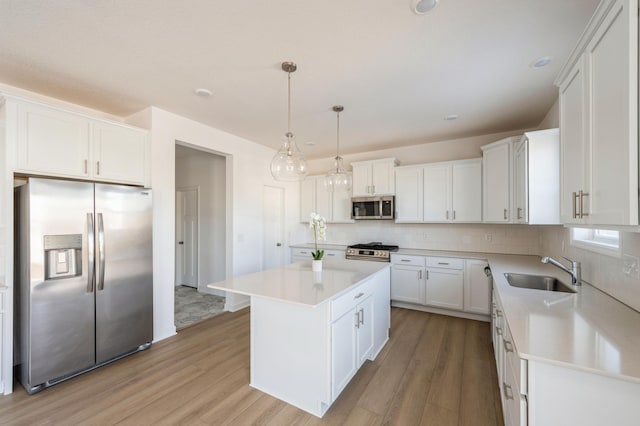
[336,109,340,159]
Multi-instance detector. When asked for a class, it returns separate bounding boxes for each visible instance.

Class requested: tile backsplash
[307,222,640,313]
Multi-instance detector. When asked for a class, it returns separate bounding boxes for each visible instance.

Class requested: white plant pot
[312,259,323,272]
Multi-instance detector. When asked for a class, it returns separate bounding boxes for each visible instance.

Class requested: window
[570,228,621,257]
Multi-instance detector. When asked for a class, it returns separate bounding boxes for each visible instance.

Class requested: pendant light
[324,105,352,192]
[270,61,308,181]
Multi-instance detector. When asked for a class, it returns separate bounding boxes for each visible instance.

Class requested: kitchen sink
[504,273,576,293]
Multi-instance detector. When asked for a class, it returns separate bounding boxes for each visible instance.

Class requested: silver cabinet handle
[418,270,423,279]
[87,213,95,293]
[426,270,429,280]
[96,160,101,176]
[453,210,456,220]
[517,207,522,220]
[97,213,106,291]
[437,262,449,265]
[327,253,335,256]
[359,308,364,326]
[372,185,375,194]
[84,159,88,174]
[503,208,508,220]
[354,311,360,328]
[401,259,411,262]
[503,383,514,400]
[496,327,503,336]
[572,191,578,219]
[354,292,364,299]
[446,210,449,220]
[579,190,589,218]
[276,242,282,247]
[504,339,514,353]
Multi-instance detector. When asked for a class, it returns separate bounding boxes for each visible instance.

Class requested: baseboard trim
[391,301,490,322]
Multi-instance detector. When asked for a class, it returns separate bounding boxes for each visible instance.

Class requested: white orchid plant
[309,212,327,260]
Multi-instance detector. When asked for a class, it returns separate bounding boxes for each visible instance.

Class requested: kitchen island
[208,259,391,418]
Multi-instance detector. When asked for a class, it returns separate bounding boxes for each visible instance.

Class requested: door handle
[579,190,589,218]
[97,213,106,291]
[503,209,508,220]
[87,213,95,293]
[276,242,282,247]
[178,241,184,245]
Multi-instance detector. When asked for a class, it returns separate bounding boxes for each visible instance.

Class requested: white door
[452,160,482,222]
[176,188,198,288]
[423,164,450,222]
[390,265,425,304]
[395,167,423,222]
[425,268,464,310]
[263,186,285,270]
[483,142,511,222]
[331,307,358,399]
[356,295,375,367]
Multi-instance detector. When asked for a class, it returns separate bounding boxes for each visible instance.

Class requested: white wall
[175,150,226,296]
[538,98,560,129]
[128,107,303,341]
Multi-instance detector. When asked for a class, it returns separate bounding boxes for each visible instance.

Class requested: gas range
[345,242,399,262]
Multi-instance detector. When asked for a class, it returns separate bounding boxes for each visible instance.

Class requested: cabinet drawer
[291,248,344,260]
[291,248,313,258]
[323,249,345,259]
[426,257,463,269]
[391,254,426,266]
[331,281,373,322]
[503,322,527,395]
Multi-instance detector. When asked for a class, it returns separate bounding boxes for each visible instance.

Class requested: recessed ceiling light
[444,114,459,121]
[530,56,553,69]
[413,0,439,14]
[194,88,213,97]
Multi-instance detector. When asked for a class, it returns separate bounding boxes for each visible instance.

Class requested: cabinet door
[356,295,375,367]
[92,122,147,185]
[423,164,450,222]
[559,57,588,224]
[391,265,425,304]
[482,142,511,222]
[425,268,464,310]
[351,164,371,196]
[371,161,395,195]
[464,260,491,315]
[585,0,638,225]
[395,167,423,222]
[314,178,332,221]
[331,307,358,400]
[332,184,353,223]
[17,102,90,177]
[452,161,482,222]
[300,178,316,222]
[513,139,528,223]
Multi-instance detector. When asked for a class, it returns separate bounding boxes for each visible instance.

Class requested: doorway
[174,144,227,329]
[263,185,285,270]
[176,187,198,288]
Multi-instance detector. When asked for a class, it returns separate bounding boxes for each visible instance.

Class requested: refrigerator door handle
[97,212,106,291]
[87,213,95,293]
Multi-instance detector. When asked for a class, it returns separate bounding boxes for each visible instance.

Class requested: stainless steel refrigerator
[15,177,153,393]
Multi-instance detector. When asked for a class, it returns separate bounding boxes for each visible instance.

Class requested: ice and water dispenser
[43,234,82,280]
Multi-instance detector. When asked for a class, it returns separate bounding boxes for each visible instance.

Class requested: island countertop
[208,259,390,307]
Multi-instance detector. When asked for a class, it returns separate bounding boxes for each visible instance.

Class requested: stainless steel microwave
[351,196,395,220]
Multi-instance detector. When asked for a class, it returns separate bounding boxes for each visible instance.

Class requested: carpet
[174,286,226,330]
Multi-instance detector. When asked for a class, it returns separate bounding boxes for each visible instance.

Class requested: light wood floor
[0,308,504,425]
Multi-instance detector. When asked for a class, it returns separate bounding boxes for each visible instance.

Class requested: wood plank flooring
[0,308,504,425]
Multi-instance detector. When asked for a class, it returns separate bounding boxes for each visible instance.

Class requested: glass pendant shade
[271,61,308,181]
[271,132,307,181]
[325,156,352,192]
[325,105,351,192]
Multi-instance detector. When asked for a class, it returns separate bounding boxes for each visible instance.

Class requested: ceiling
[0,0,600,159]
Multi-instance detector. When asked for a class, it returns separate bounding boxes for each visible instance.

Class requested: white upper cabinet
[482,138,517,223]
[514,129,560,225]
[394,166,423,222]
[451,160,482,223]
[556,0,639,226]
[351,158,396,196]
[300,175,353,223]
[11,98,149,186]
[395,158,481,223]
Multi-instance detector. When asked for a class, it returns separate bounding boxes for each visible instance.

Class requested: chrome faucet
[541,256,582,286]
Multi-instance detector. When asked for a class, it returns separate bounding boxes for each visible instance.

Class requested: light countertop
[289,243,349,251]
[487,254,640,384]
[208,259,390,307]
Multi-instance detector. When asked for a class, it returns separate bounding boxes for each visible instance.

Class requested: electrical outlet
[485,233,492,242]
[623,254,640,279]
[423,232,428,240]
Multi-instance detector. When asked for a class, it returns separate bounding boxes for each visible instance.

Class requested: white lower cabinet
[425,266,464,310]
[391,254,490,320]
[290,247,345,263]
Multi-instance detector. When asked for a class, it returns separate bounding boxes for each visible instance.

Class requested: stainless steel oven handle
[87,213,95,293]
[97,213,106,291]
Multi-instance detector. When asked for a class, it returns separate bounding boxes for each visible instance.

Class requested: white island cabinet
[208,259,391,418]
